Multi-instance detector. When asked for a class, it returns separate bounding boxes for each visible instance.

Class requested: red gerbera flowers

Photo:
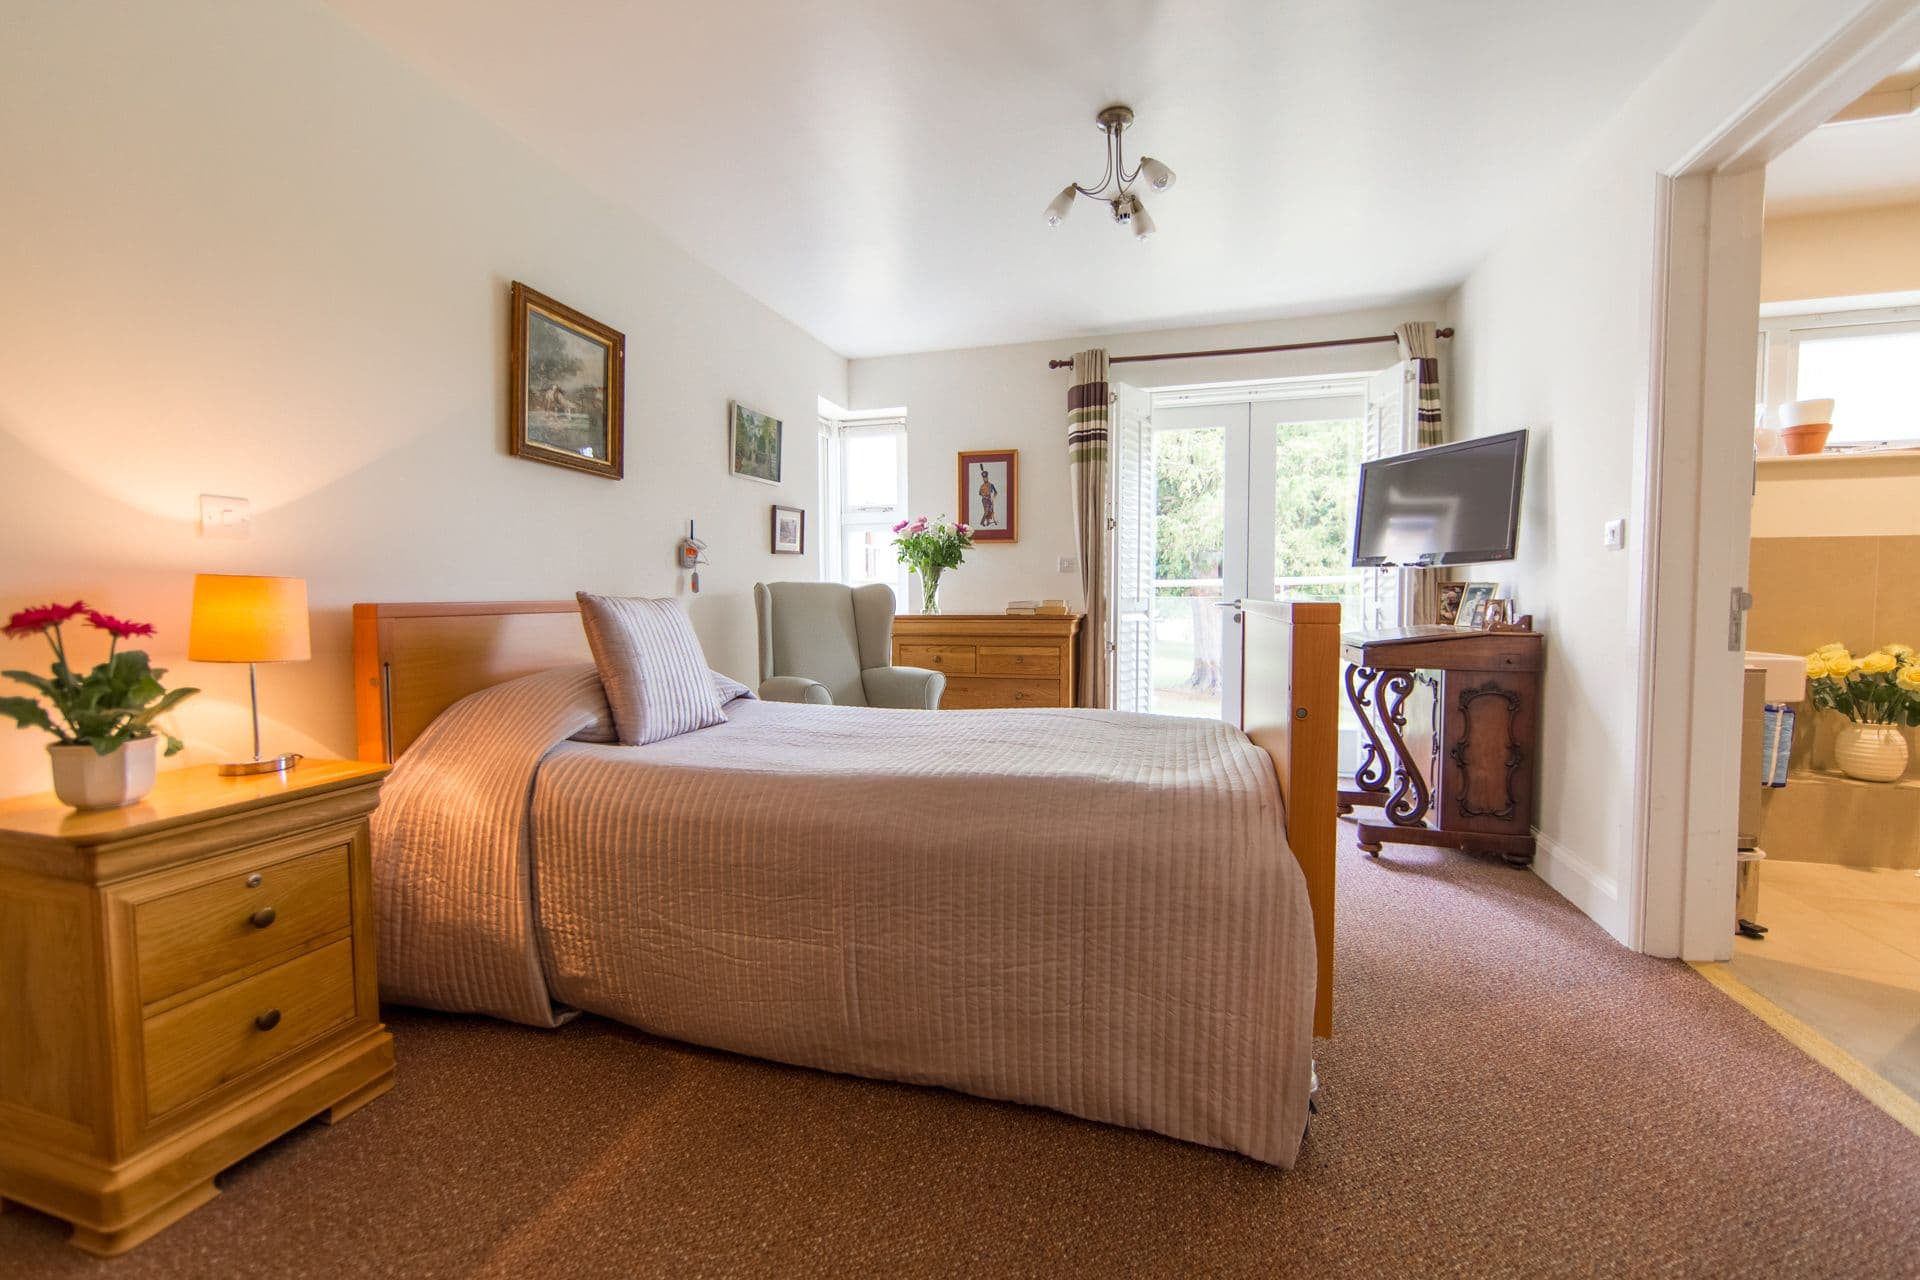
[85,610,156,639]
[3,601,88,638]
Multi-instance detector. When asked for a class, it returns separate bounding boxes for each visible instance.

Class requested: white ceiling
[325,0,1714,357]
[1767,54,1920,217]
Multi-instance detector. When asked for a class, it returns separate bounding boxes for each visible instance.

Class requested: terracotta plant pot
[1779,423,1832,456]
[47,737,159,809]
[1832,722,1909,783]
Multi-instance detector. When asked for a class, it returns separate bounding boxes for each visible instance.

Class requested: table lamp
[188,574,311,776]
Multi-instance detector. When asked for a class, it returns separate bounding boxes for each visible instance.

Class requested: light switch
[1057,555,1078,573]
[1602,518,1626,551]
[199,494,251,540]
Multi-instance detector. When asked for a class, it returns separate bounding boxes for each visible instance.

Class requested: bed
[352,598,1337,1166]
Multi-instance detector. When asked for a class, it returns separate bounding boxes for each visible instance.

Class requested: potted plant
[1805,642,1919,783]
[2,601,198,808]
[892,516,973,615]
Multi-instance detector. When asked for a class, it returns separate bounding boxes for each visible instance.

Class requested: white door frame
[1630,2,1920,959]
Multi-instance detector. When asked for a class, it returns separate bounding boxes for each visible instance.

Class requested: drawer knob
[249,906,277,929]
[254,1009,282,1032]
[245,873,263,889]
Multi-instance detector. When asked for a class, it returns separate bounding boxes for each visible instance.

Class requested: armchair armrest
[759,676,834,705]
[861,665,946,710]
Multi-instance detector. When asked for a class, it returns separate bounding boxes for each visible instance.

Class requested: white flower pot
[48,737,159,809]
[1832,723,1909,784]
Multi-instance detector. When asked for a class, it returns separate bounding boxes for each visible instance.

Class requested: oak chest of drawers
[0,761,392,1256]
[893,613,1084,709]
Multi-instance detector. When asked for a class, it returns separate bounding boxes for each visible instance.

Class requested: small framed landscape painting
[1456,582,1498,629]
[958,449,1018,543]
[730,401,783,485]
[771,504,805,555]
[509,282,624,479]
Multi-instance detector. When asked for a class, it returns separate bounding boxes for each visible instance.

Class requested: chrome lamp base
[217,753,302,777]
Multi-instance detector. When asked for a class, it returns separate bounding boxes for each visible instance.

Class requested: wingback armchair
[753,582,945,709]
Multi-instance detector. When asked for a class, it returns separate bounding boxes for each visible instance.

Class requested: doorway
[1112,377,1367,741]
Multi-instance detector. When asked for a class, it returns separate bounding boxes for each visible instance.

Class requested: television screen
[1351,430,1527,567]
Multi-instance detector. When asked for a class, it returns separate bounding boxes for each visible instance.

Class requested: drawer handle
[249,906,277,929]
[254,1009,282,1032]
[245,873,263,889]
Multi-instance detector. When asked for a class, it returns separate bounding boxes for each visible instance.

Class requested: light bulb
[1138,156,1176,192]
[1131,197,1156,240]
[1043,184,1077,227]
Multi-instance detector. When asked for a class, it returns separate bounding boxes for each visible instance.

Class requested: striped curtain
[1068,349,1112,708]
[1395,322,1445,624]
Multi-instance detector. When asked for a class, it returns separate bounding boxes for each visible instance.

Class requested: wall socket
[1057,555,1078,573]
[200,494,251,539]
[1602,518,1626,551]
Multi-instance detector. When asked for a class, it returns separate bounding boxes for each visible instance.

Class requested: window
[818,409,908,600]
[1759,306,1920,450]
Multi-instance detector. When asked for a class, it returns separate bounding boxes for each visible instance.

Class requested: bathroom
[1733,50,1920,1111]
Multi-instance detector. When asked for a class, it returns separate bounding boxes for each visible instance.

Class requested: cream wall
[1753,455,1920,538]
[0,1,848,798]
[1445,0,1894,943]
[1760,201,1920,303]
[848,303,1450,614]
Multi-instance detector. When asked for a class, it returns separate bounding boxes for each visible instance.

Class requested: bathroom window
[1759,305,1920,451]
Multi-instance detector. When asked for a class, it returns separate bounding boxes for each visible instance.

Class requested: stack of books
[1006,599,1069,616]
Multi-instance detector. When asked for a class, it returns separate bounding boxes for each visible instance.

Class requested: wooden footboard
[1238,600,1340,1037]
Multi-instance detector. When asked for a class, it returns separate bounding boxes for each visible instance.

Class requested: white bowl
[1777,399,1834,428]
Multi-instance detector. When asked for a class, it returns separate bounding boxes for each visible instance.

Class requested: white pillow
[575,593,726,745]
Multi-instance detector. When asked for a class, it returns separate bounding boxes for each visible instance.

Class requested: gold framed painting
[958,449,1017,542]
[509,282,624,479]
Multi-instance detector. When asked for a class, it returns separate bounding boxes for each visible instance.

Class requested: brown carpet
[5,827,1917,1278]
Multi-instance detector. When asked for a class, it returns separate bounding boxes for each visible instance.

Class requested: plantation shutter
[1359,362,1418,630]
[1111,382,1155,714]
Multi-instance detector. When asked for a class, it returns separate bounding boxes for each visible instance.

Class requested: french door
[1113,381,1368,724]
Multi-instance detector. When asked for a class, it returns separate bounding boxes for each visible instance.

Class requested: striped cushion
[575,593,727,745]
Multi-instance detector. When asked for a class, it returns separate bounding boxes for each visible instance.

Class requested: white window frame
[817,408,909,601]
[1758,302,1920,452]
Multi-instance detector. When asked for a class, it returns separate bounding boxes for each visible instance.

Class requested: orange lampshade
[188,575,311,664]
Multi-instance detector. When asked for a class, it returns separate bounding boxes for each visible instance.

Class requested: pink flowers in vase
[891,517,974,615]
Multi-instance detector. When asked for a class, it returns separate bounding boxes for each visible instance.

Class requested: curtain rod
[1045,327,1453,370]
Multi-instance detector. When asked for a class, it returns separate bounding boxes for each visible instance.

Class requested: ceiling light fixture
[1044,104,1175,240]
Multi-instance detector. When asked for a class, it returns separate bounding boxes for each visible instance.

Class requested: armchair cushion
[759,675,833,705]
[861,665,946,710]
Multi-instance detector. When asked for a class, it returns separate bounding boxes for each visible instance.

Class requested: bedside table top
[0,760,389,848]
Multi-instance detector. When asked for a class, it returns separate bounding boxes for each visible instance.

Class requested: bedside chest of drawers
[893,613,1084,709]
[0,761,392,1256]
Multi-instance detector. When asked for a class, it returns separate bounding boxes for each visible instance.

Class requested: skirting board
[1530,829,1629,945]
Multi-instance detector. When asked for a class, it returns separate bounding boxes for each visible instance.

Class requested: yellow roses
[1826,652,1857,679]
[1859,650,1898,675]
[1901,665,1920,693]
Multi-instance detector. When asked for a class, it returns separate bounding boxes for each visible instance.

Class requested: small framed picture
[730,401,783,485]
[958,449,1018,543]
[1456,582,1498,630]
[1437,582,1467,626]
[509,282,624,479]
[770,504,805,555]
[1484,599,1513,628]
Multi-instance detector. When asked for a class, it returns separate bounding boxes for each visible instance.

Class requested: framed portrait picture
[1455,582,1498,630]
[958,449,1018,543]
[771,504,805,555]
[1437,582,1467,626]
[730,401,783,485]
[508,282,624,479]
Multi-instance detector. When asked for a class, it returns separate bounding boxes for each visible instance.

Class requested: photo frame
[1437,582,1467,627]
[1455,582,1498,630]
[509,282,624,479]
[730,401,783,485]
[771,504,805,555]
[957,449,1018,543]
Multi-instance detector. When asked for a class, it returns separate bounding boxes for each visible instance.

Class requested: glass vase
[920,570,943,615]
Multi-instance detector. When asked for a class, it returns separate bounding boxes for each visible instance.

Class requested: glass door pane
[1150,413,1232,718]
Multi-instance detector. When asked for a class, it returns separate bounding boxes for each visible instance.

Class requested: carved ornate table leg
[1376,669,1432,827]
[1339,663,1392,815]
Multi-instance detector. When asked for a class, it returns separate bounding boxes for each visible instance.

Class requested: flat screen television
[1351,429,1527,567]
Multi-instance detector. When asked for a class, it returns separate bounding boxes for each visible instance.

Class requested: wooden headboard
[352,600,590,763]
